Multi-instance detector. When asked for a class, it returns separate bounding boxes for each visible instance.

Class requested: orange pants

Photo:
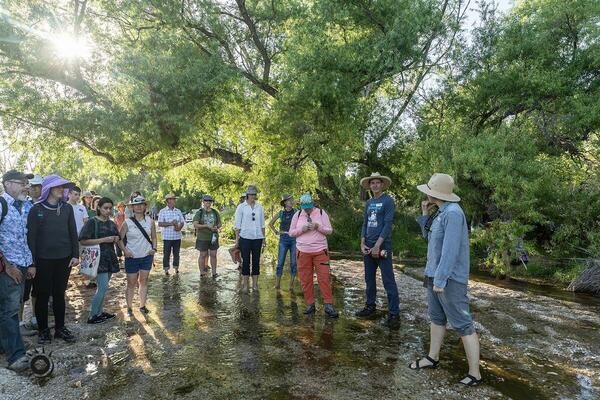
[297,250,333,305]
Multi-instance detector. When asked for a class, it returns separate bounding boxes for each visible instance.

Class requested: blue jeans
[363,247,400,315]
[0,267,26,364]
[90,272,112,318]
[276,234,297,277]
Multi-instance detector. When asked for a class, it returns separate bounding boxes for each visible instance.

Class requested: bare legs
[410,323,481,381]
[126,270,150,310]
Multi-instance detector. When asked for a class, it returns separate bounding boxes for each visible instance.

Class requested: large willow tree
[0,0,467,201]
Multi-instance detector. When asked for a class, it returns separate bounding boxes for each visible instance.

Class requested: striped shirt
[158,206,185,240]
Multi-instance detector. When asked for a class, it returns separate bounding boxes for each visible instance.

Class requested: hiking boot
[139,306,150,314]
[87,315,106,324]
[100,312,116,321]
[303,303,316,315]
[355,304,377,319]
[382,313,400,330]
[86,281,97,289]
[127,308,134,317]
[38,328,52,345]
[8,355,29,372]
[324,304,339,318]
[55,326,76,343]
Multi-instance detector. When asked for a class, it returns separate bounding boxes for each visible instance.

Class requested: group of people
[0,169,481,387]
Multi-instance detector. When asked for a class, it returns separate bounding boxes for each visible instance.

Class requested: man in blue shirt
[0,170,35,372]
[355,172,400,330]
[410,173,482,387]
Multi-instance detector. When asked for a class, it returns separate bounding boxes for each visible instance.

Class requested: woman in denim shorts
[410,173,482,387]
[118,196,157,317]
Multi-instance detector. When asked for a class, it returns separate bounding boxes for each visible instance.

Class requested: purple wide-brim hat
[36,175,75,204]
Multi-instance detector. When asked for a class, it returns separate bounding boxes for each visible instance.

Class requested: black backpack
[0,197,7,225]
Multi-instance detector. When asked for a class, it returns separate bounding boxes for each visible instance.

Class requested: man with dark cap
[0,170,35,371]
[193,195,221,278]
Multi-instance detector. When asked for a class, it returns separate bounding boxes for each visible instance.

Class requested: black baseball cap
[2,170,34,183]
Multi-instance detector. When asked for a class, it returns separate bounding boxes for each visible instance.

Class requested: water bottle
[211,233,217,245]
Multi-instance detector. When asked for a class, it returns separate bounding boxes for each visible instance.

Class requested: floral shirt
[0,193,33,267]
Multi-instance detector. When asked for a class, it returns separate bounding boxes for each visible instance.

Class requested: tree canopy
[1,0,599,272]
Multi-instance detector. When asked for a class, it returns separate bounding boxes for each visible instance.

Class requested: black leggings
[239,238,263,276]
[33,257,72,331]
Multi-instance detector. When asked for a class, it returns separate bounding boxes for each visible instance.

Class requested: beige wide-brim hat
[164,193,178,201]
[417,173,461,202]
[360,172,392,190]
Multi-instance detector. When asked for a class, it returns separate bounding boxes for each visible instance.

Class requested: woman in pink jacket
[289,194,339,318]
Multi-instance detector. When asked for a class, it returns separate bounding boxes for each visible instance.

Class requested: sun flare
[52,34,91,60]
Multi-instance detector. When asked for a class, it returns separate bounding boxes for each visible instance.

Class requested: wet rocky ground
[1,247,599,400]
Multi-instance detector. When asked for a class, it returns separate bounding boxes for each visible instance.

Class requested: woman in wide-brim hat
[27,175,80,344]
[118,196,157,317]
[410,173,482,387]
[268,194,298,290]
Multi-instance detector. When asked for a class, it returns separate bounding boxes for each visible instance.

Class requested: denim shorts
[426,278,475,336]
[125,255,154,274]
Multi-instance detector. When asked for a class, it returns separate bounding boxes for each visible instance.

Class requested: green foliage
[1,0,599,284]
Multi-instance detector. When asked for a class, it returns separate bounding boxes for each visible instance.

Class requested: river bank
[0,247,598,399]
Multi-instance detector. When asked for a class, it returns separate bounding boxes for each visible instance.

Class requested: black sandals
[409,355,440,370]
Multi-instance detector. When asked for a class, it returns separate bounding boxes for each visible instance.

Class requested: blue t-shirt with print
[361,193,395,247]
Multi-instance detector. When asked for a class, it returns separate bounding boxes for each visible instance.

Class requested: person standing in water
[268,194,297,291]
[355,172,400,330]
[234,186,265,292]
[158,193,185,275]
[193,195,221,278]
[118,196,157,316]
[410,173,482,387]
[27,175,79,344]
[79,197,120,324]
[288,194,338,318]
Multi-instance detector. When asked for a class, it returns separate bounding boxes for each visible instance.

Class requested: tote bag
[79,218,101,278]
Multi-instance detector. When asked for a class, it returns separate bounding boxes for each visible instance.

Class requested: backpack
[296,208,323,219]
[0,197,8,225]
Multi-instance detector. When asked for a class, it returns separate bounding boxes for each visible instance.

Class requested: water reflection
[92,254,599,400]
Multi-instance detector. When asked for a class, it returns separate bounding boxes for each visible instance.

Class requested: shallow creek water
[3,247,599,400]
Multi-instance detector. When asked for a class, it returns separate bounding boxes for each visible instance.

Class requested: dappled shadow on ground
[4,249,598,400]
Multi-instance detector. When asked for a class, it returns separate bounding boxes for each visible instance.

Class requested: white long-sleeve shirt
[234,201,265,240]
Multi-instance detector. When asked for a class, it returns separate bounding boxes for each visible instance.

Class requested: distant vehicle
[185,209,200,222]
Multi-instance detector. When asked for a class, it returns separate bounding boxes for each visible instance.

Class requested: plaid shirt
[158,206,185,240]
[0,192,33,267]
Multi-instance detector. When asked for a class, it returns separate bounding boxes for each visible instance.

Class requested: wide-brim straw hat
[360,172,392,190]
[280,194,293,206]
[127,196,147,206]
[417,173,461,202]
[164,193,178,201]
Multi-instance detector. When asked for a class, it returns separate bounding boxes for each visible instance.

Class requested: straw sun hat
[416,173,461,202]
